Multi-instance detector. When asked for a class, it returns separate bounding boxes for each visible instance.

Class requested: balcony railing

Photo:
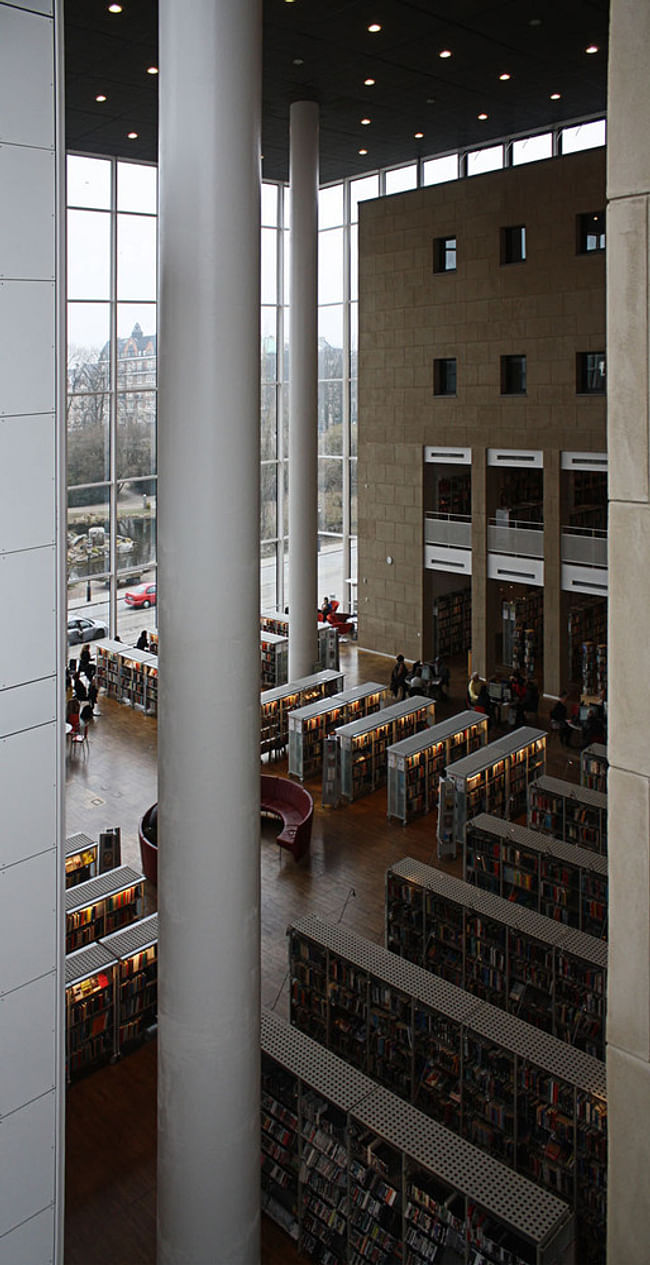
[561,526,608,568]
[488,517,544,559]
[424,511,472,550]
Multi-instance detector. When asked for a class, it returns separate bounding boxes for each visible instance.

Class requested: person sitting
[66,696,81,733]
[550,692,570,745]
[390,654,408,700]
[80,702,94,726]
[406,660,424,697]
[467,671,482,708]
[136,629,149,651]
[320,595,333,619]
[583,707,605,746]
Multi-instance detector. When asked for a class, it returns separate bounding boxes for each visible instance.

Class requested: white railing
[424,512,472,550]
[561,527,608,568]
[488,518,544,558]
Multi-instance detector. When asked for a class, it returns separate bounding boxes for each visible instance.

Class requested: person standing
[390,654,408,700]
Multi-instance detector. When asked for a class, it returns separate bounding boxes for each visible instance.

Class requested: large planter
[139,802,158,884]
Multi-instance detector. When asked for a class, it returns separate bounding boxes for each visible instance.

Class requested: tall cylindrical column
[288,100,319,678]
[157,3,261,1263]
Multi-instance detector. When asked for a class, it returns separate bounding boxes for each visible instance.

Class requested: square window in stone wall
[577,352,606,394]
[433,236,457,273]
[500,355,527,395]
[501,225,526,264]
[577,211,606,254]
[433,357,457,396]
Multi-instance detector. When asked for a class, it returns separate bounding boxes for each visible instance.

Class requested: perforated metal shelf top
[530,774,607,811]
[387,710,487,758]
[445,728,546,778]
[259,630,288,646]
[262,1009,376,1109]
[261,669,344,705]
[353,1087,572,1243]
[290,914,607,1095]
[65,865,145,914]
[582,742,607,763]
[333,695,434,739]
[65,832,96,857]
[65,941,118,986]
[100,913,159,959]
[288,683,386,723]
[466,813,608,876]
[388,857,607,967]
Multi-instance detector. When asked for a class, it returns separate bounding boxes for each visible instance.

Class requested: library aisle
[64,643,579,1265]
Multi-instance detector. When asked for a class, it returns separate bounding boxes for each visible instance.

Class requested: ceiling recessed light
[478,112,488,120]
[364,77,376,86]
[585,44,599,54]
[359,148,368,155]
[414,132,423,139]
[127,131,139,139]
[108,3,123,11]
[95,94,107,103]
[293,58,304,65]
[439,49,452,59]
[361,117,371,125]
[550,92,561,100]
[499,72,511,81]
[426,97,436,104]
[146,66,158,75]
[368,23,381,33]
[529,17,542,26]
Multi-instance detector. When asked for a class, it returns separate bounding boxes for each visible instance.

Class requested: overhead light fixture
[359,148,368,155]
[361,117,371,125]
[426,97,436,105]
[550,92,561,100]
[439,49,452,59]
[293,58,304,65]
[364,77,376,86]
[499,72,511,81]
[146,66,158,75]
[95,94,107,102]
[127,131,139,139]
[529,17,542,26]
[414,132,423,139]
[368,23,381,33]
[585,44,599,54]
[478,112,488,120]
[108,3,123,11]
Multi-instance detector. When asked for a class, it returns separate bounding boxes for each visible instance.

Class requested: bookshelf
[528,776,607,856]
[433,588,471,657]
[262,1009,575,1265]
[386,858,608,1059]
[333,698,436,803]
[65,831,98,888]
[95,640,158,713]
[580,744,608,794]
[148,630,158,654]
[260,616,341,677]
[437,728,547,853]
[65,942,117,1080]
[288,683,387,782]
[567,601,606,686]
[261,669,345,756]
[387,710,489,825]
[65,865,145,954]
[261,631,290,687]
[288,915,605,1263]
[502,593,543,678]
[100,913,158,1053]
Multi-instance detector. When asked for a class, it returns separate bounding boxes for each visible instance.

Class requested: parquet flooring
[64,643,578,1265]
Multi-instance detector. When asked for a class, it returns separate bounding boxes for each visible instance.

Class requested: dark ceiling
[65,0,609,185]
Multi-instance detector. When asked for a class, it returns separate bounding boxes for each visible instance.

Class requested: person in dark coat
[390,654,408,700]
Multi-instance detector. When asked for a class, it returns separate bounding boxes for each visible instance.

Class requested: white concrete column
[157,3,261,1263]
[607,2,650,1260]
[288,100,319,678]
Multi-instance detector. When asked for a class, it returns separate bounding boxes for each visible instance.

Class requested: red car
[124,582,157,609]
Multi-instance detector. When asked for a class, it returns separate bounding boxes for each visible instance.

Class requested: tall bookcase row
[261,612,340,673]
[261,669,345,756]
[95,639,159,713]
[288,915,606,1264]
[387,710,489,825]
[463,815,608,938]
[580,744,608,795]
[288,683,387,781]
[65,865,145,954]
[332,697,437,804]
[65,831,99,888]
[386,858,607,1060]
[437,728,547,855]
[433,588,472,657]
[65,915,158,1079]
[262,1009,574,1265]
[260,631,289,686]
[528,777,607,856]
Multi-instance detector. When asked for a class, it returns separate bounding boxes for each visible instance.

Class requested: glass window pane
[67,486,110,601]
[117,391,157,480]
[561,119,606,153]
[116,563,157,641]
[67,155,111,210]
[318,458,343,533]
[283,228,290,298]
[117,479,157,571]
[261,182,278,227]
[282,381,289,456]
[117,162,157,213]
[319,306,344,372]
[283,185,291,229]
[350,458,358,534]
[422,154,458,186]
[261,307,277,383]
[68,304,111,392]
[351,174,379,222]
[467,144,504,176]
[385,164,417,195]
[261,541,277,610]
[261,227,277,304]
[117,213,157,301]
[318,383,343,455]
[261,462,278,540]
[318,537,343,603]
[350,378,358,456]
[117,305,157,388]
[67,394,110,486]
[319,227,344,304]
[68,209,111,300]
[350,224,358,297]
[319,184,344,229]
[261,384,277,460]
[512,133,553,166]
[282,460,289,537]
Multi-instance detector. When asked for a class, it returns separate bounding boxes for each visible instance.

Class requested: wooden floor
[64,644,578,1265]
